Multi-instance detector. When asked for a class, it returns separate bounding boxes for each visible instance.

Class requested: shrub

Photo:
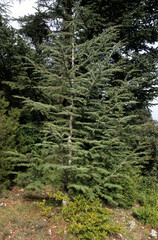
[133,204,158,227]
[62,195,122,239]
[109,168,140,208]
[36,199,52,216]
[137,181,158,207]
[133,182,158,227]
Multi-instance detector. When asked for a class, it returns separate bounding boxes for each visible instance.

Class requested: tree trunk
[68,25,75,166]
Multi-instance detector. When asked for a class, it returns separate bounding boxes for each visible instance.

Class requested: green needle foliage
[0,93,21,190]
[0,0,157,210]
[14,1,157,206]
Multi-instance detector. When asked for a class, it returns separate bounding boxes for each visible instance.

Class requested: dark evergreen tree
[0,93,21,190]
[18,12,50,47]
[0,0,155,205]
[18,0,158,113]
[13,1,156,205]
[0,5,45,189]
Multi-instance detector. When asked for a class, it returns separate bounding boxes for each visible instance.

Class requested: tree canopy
[0,0,157,207]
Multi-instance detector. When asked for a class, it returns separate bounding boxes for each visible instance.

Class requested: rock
[129,221,135,231]
[19,188,24,192]
[62,199,68,206]
[150,229,157,239]
[48,229,52,235]
[0,202,6,207]
[118,233,127,240]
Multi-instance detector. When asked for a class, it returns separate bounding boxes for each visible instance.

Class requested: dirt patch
[0,187,67,240]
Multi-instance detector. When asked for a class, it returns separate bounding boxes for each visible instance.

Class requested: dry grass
[0,187,67,240]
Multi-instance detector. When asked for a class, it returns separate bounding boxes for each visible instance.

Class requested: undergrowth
[133,181,158,227]
[35,181,158,237]
[133,204,158,227]
[61,195,122,239]
[36,192,122,239]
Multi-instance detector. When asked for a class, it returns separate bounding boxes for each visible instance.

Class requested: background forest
[0,0,158,224]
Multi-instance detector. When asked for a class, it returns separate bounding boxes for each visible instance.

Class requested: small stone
[0,202,6,207]
[19,189,24,192]
[129,221,135,231]
[119,233,127,240]
[150,229,157,239]
[48,229,52,235]
[62,200,68,206]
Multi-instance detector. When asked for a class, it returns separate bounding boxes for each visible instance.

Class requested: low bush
[36,199,52,216]
[62,195,122,239]
[137,183,158,207]
[133,204,158,227]
[133,182,158,227]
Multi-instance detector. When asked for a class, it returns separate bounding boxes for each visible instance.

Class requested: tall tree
[79,0,158,109]
[0,3,46,189]
[0,93,21,190]
[13,1,156,205]
[28,0,157,111]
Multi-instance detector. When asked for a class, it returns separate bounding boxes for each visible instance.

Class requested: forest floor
[0,187,157,240]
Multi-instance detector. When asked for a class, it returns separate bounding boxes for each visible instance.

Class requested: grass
[0,187,67,240]
[0,187,157,240]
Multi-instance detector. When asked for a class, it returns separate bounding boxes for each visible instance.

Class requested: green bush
[62,195,122,239]
[36,199,52,216]
[118,176,138,208]
[133,204,158,227]
[109,169,140,208]
[137,181,158,207]
[133,182,158,227]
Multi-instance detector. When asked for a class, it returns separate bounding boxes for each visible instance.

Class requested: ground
[0,187,157,240]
